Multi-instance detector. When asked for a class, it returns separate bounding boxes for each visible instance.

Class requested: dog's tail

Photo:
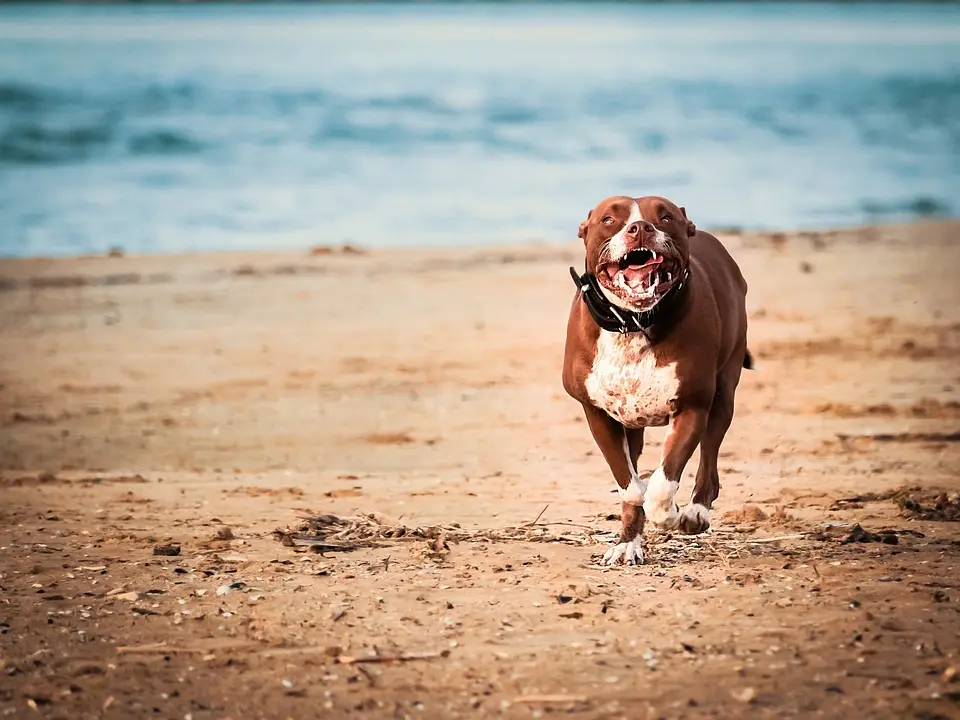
[743,348,755,370]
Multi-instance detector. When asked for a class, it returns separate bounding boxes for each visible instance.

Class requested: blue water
[1,3,959,257]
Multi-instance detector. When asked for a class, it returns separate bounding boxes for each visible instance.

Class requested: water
[1,3,959,257]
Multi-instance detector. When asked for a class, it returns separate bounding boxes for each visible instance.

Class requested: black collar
[569,265,690,339]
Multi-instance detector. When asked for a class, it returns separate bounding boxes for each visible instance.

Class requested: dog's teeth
[667,271,672,282]
[650,251,658,259]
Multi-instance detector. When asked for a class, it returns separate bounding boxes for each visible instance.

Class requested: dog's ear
[680,207,696,238]
[577,210,593,241]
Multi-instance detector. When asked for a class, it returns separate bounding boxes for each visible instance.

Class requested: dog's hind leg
[677,356,744,535]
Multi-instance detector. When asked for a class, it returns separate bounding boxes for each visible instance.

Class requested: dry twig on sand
[336,650,450,664]
[115,643,218,655]
[514,695,589,704]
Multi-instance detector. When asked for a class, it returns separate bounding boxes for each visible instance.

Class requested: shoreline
[0,216,955,270]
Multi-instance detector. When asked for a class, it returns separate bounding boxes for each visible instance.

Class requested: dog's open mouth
[598,249,679,307]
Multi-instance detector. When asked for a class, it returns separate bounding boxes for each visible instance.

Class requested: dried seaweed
[830,487,960,522]
[897,491,960,522]
[273,511,814,567]
[272,510,602,553]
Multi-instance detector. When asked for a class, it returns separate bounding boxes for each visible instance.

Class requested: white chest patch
[585,332,679,429]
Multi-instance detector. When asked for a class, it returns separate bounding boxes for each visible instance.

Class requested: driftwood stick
[336,650,449,665]
[526,504,549,526]
[514,695,588,704]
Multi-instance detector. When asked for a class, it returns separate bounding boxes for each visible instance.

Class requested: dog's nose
[625,221,656,238]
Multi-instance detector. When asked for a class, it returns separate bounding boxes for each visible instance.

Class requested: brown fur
[562,195,750,556]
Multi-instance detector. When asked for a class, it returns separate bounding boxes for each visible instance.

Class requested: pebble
[732,687,757,703]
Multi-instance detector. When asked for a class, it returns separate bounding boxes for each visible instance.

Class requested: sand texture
[1,221,959,719]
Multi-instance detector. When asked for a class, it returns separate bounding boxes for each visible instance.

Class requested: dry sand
[1,221,959,719]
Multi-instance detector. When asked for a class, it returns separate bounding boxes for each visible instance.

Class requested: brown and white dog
[562,195,751,565]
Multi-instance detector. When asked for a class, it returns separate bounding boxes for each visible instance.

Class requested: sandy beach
[1,221,959,719]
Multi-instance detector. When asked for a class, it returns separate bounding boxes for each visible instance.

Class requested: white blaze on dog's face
[577,195,696,313]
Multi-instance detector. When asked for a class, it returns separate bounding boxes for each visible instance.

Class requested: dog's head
[577,195,696,313]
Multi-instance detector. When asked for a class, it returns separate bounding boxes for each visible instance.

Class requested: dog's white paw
[643,500,680,529]
[642,467,680,529]
[678,503,711,535]
[602,537,645,566]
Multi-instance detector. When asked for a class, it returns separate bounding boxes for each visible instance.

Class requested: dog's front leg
[643,408,709,529]
[582,404,646,565]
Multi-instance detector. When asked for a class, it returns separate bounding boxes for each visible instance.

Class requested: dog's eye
[602,216,615,226]
[659,215,672,224]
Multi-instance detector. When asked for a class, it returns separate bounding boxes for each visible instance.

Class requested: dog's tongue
[622,259,662,289]
[621,266,649,289]
[604,259,662,290]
